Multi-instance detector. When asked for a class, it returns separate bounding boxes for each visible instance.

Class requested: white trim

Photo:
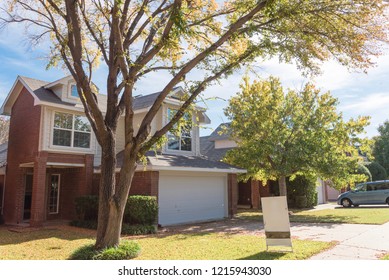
[46,162,85,167]
[150,166,246,173]
[48,174,61,214]
[43,75,72,89]
[50,111,93,152]
[94,165,246,174]
[20,162,34,168]
[165,107,195,154]
[1,77,41,115]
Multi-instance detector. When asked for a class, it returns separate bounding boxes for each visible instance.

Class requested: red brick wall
[92,170,159,197]
[4,88,41,224]
[0,175,4,212]
[238,180,251,206]
[228,173,238,217]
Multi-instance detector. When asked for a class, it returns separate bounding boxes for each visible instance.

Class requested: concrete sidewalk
[290,221,389,260]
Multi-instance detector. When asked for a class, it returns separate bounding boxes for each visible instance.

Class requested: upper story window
[53,112,91,148]
[70,84,79,98]
[167,108,192,151]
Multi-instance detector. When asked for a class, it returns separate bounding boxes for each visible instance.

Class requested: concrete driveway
[292,222,389,259]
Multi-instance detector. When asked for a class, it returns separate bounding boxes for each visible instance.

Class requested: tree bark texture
[278,176,287,197]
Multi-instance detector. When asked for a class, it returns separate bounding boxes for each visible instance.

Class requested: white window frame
[48,174,61,214]
[52,111,92,150]
[69,83,80,100]
[166,108,193,152]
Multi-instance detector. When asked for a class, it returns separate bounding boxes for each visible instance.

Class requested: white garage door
[158,172,228,226]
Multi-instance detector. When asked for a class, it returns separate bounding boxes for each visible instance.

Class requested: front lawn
[236,207,389,225]
[131,233,333,260]
[0,225,333,260]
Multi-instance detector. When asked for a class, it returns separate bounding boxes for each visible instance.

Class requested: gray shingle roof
[208,122,231,141]
[0,142,8,167]
[114,150,243,171]
[20,76,179,112]
[200,122,235,162]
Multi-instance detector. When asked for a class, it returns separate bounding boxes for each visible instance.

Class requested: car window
[356,184,366,191]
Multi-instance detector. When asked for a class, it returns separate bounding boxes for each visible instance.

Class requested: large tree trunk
[95,135,137,249]
[278,176,287,197]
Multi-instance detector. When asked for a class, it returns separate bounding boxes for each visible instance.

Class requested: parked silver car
[337,180,389,207]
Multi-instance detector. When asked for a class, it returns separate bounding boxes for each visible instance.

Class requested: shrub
[121,224,157,235]
[124,196,158,225]
[94,241,141,260]
[74,195,99,221]
[69,220,98,229]
[287,175,318,208]
[69,240,141,260]
[364,162,387,181]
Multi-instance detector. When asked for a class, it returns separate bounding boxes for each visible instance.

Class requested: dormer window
[71,84,79,98]
[167,108,192,151]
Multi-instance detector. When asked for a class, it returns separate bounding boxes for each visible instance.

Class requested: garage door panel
[158,174,227,226]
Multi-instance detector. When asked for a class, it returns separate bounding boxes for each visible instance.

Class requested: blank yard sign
[261,196,293,252]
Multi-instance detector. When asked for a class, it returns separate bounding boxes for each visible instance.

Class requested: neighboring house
[201,123,329,208]
[201,123,272,209]
[0,75,244,227]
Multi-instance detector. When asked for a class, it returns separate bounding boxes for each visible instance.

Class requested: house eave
[94,165,246,174]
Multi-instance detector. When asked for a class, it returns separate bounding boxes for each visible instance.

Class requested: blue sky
[1,26,389,138]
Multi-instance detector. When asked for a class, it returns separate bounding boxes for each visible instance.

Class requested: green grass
[0,226,95,260]
[0,225,333,260]
[131,233,334,260]
[236,207,389,225]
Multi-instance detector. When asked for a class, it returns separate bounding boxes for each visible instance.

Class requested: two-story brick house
[0,75,244,227]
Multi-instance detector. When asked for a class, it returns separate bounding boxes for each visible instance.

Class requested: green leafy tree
[355,163,372,182]
[372,121,389,175]
[225,76,370,196]
[364,161,387,181]
[0,0,387,249]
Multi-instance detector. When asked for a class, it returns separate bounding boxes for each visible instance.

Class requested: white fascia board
[46,162,85,167]
[43,75,72,89]
[93,165,246,174]
[1,76,41,115]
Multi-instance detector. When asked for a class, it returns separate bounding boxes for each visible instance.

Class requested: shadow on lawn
[0,225,95,246]
[239,251,287,260]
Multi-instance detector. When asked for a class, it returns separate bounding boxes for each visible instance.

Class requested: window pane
[74,115,91,132]
[181,137,192,151]
[53,129,71,146]
[71,85,79,97]
[49,175,60,214]
[54,112,73,129]
[167,134,179,150]
[74,131,91,148]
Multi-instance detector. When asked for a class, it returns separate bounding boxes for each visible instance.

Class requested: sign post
[261,196,293,252]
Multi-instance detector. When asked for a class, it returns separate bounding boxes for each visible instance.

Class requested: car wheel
[386,197,389,206]
[341,198,352,208]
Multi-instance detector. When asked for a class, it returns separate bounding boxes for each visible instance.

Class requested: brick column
[30,152,47,227]
[251,179,260,209]
[148,171,159,197]
[228,173,238,217]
